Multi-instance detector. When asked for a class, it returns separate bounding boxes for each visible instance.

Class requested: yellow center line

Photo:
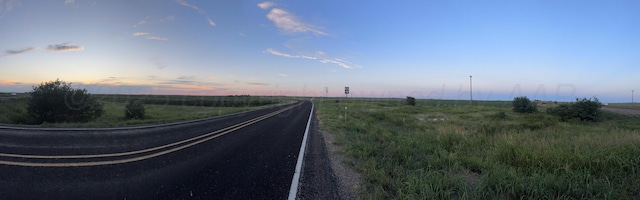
[0,104,299,167]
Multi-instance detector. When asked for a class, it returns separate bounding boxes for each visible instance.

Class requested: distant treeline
[96,95,281,107]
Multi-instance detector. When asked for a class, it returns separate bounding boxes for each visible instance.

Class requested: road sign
[345,87,349,95]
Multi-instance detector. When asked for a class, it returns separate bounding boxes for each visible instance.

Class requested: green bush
[27,79,103,123]
[406,96,416,106]
[124,100,146,120]
[548,97,602,122]
[512,96,538,113]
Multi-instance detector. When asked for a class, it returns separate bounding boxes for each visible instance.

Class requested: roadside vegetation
[0,83,284,127]
[316,98,640,199]
[29,80,104,123]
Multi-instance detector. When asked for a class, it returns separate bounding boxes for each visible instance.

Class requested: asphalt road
[0,101,314,199]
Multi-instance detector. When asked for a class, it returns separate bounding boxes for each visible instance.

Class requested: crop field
[0,94,286,127]
[607,103,640,110]
[316,98,640,199]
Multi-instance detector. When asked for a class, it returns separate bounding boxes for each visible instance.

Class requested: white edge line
[287,101,314,200]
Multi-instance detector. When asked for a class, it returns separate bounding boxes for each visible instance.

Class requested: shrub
[27,79,103,123]
[512,96,538,113]
[124,100,146,120]
[548,97,602,122]
[490,111,508,120]
[406,96,416,106]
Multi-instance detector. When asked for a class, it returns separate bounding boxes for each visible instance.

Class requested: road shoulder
[298,110,362,200]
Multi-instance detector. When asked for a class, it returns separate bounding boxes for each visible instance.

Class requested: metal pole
[344,107,347,122]
[469,75,473,105]
[633,90,635,104]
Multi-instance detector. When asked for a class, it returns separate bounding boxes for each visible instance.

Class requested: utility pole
[325,87,328,98]
[469,75,473,105]
[633,90,635,104]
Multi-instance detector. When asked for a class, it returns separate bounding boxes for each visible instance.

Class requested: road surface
[0,101,314,199]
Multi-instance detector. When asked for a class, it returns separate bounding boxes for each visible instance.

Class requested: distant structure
[10,93,16,96]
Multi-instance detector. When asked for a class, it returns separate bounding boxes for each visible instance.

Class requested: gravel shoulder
[298,109,362,200]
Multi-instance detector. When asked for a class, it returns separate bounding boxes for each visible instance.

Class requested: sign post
[345,107,347,122]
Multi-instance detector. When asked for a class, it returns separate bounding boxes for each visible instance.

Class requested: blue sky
[0,0,638,102]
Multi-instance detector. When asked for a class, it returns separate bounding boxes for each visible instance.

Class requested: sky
[0,0,639,102]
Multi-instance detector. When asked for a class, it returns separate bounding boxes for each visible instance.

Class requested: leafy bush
[548,97,602,122]
[27,79,103,123]
[124,100,146,120]
[512,96,538,113]
[406,96,416,106]
[489,111,508,120]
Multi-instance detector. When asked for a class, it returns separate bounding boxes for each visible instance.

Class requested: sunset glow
[1,0,639,102]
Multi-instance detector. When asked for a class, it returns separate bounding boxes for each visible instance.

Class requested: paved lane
[0,101,313,199]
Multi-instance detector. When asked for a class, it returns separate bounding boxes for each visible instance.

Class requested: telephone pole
[325,87,328,98]
[469,75,473,105]
[633,90,635,104]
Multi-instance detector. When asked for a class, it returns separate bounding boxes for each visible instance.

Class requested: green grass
[0,94,289,127]
[316,98,640,199]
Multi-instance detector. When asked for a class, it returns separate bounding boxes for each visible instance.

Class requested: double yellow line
[0,104,298,167]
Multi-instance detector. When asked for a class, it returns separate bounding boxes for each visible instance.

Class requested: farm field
[315,98,640,199]
[0,93,286,127]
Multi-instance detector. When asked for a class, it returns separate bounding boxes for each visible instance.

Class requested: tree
[406,96,416,106]
[27,79,103,123]
[124,100,145,120]
[512,96,538,113]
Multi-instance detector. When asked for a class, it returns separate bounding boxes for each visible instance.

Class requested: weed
[316,98,640,199]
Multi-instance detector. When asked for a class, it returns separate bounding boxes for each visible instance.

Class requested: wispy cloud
[160,15,175,23]
[176,0,204,14]
[151,57,167,69]
[177,75,196,80]
[0,0,20,17]
[278,73,288,77]
[264,8,326,35]
[132,32,149,36]
[64,0,74,6]
[137,15,174,26]
[46,43,84,52]
[133,32,168,41]
[265,48,316,60]
[257,1,275,10]
[320,59,358,69]
[146,36,168,41]
[5,47,35,55]
[176,0,218,29]
[245,82,269,86]
[265,48,360,69]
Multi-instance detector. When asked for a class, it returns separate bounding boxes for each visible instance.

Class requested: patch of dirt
[460,170,482,190]
[602,106,640,115]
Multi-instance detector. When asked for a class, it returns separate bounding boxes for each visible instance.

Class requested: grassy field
[607,103,640,109]
[316,98,640,199]
[0,94,287,127]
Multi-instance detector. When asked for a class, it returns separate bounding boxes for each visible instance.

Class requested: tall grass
[316,98,640,199]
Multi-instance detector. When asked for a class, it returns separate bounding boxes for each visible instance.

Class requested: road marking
[288,102,314,200]
[0,104,300,167]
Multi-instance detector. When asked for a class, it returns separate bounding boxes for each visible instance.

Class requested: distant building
[10,93,16,96]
